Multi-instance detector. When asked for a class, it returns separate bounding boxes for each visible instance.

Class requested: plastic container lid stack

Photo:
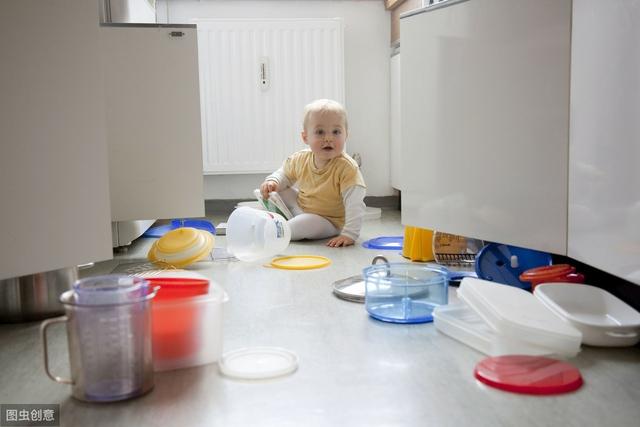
[434,277,582,357]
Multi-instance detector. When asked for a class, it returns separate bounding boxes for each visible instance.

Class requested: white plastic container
[433,304,556,356]
[434,277,582,357]
[151,278,228,372]
[226,207,291,262]
[534,284,640,347]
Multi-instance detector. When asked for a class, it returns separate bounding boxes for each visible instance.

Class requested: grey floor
[4,208,640,426]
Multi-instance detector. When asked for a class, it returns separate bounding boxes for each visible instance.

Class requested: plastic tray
[534,284,640,347]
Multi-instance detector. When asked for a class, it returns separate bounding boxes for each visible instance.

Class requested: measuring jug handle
[40,316,74,385]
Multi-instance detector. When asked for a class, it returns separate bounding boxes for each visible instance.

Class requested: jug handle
[40,316,74,385]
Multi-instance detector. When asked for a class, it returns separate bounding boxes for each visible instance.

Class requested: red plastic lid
[520,264,575,281]
[474,355,583,395]
[147,277,209,300]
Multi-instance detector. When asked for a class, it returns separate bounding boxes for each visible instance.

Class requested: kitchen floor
[5,207,640,426]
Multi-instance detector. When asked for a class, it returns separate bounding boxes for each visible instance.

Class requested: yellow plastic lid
[156,227,200,253]
[148,228,214,268]
[269,255,331,270]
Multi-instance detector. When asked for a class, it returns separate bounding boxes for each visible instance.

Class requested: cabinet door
[568,0,640,285]
[0,0,113,279]
[390,51,402,190]
[400,0,571,254]
[198,19,345,174]
[102,25,204,221]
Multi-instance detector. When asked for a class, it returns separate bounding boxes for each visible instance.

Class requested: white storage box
[433,304,559,356]
[434,278,582,357]
[534,284,640,347]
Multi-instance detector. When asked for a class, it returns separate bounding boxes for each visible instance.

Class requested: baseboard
[205,195,400,215]
[364,195,400,209]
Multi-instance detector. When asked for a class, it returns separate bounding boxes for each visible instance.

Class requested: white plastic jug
[226,207,291,262]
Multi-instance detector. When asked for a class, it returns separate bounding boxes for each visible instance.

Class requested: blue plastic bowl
[362,263,448,324]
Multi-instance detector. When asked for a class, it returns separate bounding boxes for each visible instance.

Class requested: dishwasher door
[400,0,572,255]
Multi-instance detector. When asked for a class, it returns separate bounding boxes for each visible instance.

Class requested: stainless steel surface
[1,211,639,426]
[332,275,365,303]
[0,267,78,322]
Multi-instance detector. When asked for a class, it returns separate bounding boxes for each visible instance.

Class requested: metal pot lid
[332,275,366,303]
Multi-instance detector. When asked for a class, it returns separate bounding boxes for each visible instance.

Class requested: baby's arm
[326,185,366,247]
[260,167,293,199]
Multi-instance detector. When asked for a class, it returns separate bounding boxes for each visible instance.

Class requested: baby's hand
[326,235,355,248]
[260,180,279,199]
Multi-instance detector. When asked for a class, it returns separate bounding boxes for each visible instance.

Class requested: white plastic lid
[458,278,582,357]
[219,347,298,380]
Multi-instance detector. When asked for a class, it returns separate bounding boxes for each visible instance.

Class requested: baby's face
[302,111,347,167]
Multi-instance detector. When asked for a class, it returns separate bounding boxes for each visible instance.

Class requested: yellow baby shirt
[283,150,366,229]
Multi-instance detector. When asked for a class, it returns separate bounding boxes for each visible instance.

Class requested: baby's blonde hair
[302,99,348,132]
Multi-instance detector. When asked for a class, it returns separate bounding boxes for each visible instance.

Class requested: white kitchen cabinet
[400,0,572,255]
[0,0,113,279]
[568,0,640,285]
[389,49,402,190]
[197,19,345,174]
[101,24,205,221]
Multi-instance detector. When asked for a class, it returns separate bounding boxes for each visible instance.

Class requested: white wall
[157,0,393,198]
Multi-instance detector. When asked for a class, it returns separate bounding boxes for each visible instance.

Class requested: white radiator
[197,19,345,174]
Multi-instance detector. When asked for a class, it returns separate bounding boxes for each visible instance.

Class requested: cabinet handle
[169,31,185,38]
[259,56,270,91]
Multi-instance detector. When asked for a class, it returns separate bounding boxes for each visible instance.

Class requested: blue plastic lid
[475,243,552,290]
[362,236,403,250]
[143,219,216,238]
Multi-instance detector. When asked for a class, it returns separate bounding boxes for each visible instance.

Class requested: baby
[259,99,366,247]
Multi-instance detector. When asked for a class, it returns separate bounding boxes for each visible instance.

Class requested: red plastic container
[519,264,584,290]
[148,277,210,362]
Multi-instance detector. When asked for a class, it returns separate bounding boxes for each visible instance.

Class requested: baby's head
[301,99,349,166]
[302,99,348,133]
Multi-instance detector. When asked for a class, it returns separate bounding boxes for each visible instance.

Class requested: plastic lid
[475,243,552,290]
[458,277,582,356]
[362,236,403,250]
[146,277,210,300]
[73,275,149,305]
[270,255,331,270]
[148,228,214,268]
[474,355,583,395]
[219,347,299,380]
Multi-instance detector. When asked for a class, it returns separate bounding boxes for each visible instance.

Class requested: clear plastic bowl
[363,263,448,324]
